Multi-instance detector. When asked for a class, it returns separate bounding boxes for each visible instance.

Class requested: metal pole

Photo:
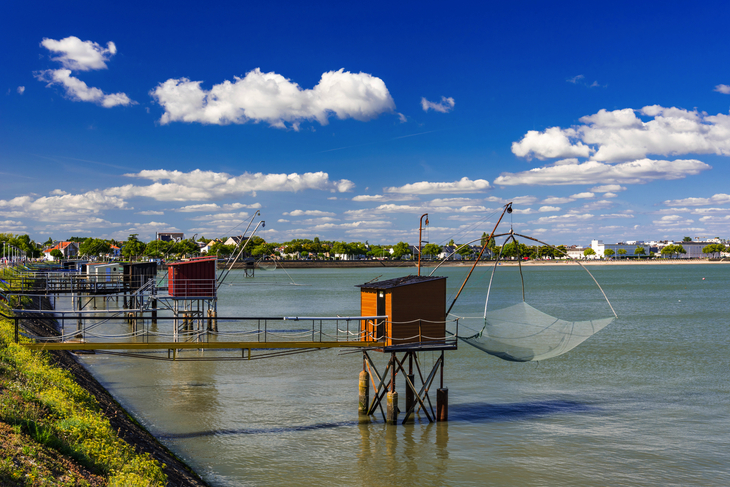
[446,203,512,317]
[418,213,429,276]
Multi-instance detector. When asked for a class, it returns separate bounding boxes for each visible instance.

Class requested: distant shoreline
[217,258,730,270]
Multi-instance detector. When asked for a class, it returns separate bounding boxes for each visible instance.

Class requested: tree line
[3,232,728,262]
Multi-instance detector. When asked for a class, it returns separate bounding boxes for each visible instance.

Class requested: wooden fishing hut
[62,260,88,272]
[357,275,448,348]
[122,262,158,312]
[168,257,216,298]
[124,262,157,292]
[166,257,218,335]
[355,275,455,426]
[87,263,123,282]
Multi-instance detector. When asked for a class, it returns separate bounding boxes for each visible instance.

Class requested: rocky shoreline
[19,297,210,487]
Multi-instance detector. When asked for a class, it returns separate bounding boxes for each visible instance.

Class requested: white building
[591,240,651,258]
[43,241,79,261]
[565,246,585,259]
[655,241,721,259]
[224,235,247,247]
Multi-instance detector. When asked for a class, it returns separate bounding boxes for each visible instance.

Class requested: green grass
[0,268,168,486]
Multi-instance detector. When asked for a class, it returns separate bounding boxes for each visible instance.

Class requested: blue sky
[3,0,730,247]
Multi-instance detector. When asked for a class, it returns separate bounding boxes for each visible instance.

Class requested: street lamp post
[418,213,429,276]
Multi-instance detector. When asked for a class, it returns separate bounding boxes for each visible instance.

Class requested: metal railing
[5,310,458,351]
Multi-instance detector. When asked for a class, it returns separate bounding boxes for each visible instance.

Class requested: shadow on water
[448,399,596,423]
[158,399,595,439]
[158,421,355,439]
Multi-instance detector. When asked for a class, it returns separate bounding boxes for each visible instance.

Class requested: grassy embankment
[0,268,167,486]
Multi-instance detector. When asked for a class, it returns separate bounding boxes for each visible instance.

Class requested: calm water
[75,264,730,486]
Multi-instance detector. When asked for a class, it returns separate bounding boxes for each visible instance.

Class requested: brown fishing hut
[357,275,447,348]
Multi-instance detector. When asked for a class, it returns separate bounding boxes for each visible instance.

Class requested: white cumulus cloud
[512,106,730,163]
[0,190,128,222]
[421,96,455,113]
[283,210,336,217]
[494,158,710,186]
[483,195,537,205]
[591,184,626,193]
[699,215,730,223]
[663,193,730,207]
[17,86,25,95]
[512,127,592,160]
[533,213,594,224]
[36,68,133,107]
[41,36,117,71]
[187,212,250,222]
[37,36,134,108]
[352,194,417,202]
[384,177,490,194]
[653,215,694,226]
[105,169,355,201]
[714,84,730,95]
[174,202,261,212]
[0,220,27,232]
[542,196,574,204]
[150,68,395,129]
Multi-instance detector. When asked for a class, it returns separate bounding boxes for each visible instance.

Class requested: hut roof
[356,274,445,290]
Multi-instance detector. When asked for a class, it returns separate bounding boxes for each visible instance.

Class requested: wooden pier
[3,262,459,426]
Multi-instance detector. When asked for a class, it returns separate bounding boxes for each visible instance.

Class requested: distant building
[565,245,585,259]
[438,246,462,260]
[655,240,720,259]
[588,239,724,259]
[591,240,650,258]
[109,244,121,259]
[224,236,248,247]
[156,232,184,242]
[43,241,79,261]
[201,239,221,254]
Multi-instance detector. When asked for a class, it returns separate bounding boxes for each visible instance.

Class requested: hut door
[376,291,386,340]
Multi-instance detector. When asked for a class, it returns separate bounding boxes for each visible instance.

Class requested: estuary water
[75,264,730,486]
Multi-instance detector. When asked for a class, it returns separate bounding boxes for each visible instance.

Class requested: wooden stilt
[358,368,370,417]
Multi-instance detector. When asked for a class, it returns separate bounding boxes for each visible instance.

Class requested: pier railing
[5,310,458,352]
[7,310,386,347]
[1,272,126,294]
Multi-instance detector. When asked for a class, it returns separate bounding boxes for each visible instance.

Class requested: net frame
[461,231,618,362]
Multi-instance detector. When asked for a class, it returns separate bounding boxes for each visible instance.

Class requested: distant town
[1,231,728,264]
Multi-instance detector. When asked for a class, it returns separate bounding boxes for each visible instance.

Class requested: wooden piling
[207,309,217,332]
[358,369,370,416]
[151,298,157,325]
[386,391,399,424]
[437,388,448,422]
[405,373,415,419]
